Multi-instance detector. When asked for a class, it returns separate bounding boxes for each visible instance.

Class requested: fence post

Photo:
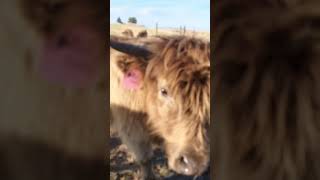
[156,22,158,35]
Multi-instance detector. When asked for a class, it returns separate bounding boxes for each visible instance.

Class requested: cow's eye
[160,88,168,97]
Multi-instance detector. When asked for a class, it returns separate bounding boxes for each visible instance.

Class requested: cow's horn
[110,39,153,59]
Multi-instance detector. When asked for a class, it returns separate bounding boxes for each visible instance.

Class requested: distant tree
[128,17,137,24]
[117,17,123,24]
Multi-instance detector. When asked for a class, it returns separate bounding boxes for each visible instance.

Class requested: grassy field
[110,23,210,180]
[110,23,210,40]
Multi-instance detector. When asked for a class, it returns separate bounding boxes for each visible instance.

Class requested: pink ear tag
[122,69,142,90]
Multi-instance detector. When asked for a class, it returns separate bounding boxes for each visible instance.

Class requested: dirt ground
[110,130,210,180]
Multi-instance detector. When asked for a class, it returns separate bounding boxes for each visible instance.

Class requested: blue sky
[110,0,210,32]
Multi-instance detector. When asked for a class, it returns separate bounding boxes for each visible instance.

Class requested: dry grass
[110,23,210,40]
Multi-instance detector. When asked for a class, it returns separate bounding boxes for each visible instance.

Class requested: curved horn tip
[110,40,153,59]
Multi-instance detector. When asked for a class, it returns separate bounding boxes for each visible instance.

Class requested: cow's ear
[115,55,147,91]
[110,38,153,60]
[121,63,145,90]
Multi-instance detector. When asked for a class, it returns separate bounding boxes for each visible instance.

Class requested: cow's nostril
[177,155,195,175]
[180,156,188,165]
[180,156,190,173]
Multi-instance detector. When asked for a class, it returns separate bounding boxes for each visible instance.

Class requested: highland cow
[121,29,148,38]
[122,29,134,38]
[110,35,210,179]
[137,30,148,38]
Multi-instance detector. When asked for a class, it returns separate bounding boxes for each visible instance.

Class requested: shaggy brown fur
[110,35,166,179]
[0,0,106,179]
[213,1,320,180]
[110,35,210,178]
